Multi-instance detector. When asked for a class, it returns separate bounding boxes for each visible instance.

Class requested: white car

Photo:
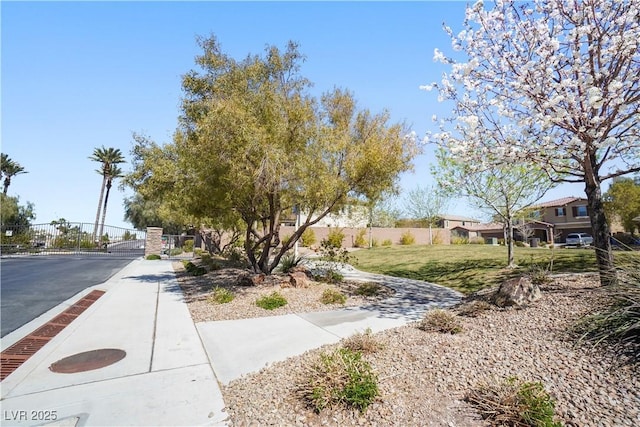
[565,233,593,247]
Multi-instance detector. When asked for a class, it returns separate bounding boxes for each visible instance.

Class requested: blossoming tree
[427,0,640,285]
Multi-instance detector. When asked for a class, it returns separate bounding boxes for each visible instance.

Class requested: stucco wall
[280,226,451,248]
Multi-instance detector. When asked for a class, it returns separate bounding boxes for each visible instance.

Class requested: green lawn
[351,244,638,295]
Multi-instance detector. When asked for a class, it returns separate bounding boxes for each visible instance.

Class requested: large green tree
[604,177,640,235]
[1,154,28,196]
[89,147,125,242]
[126,36,418,274]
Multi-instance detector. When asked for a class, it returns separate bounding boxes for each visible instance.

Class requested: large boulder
[493,276,541,307]
[288,271,309,288]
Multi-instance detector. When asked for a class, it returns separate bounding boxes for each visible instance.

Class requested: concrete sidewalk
[197,262,462,385]
[1,259,227,427]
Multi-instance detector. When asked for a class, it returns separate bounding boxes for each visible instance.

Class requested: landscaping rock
[288,265,313,278]
[238,273,266,287]
[493,276,541,307]
[288,271,309,288]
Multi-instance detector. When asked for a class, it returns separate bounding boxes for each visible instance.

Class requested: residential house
[437,215,481,231]
[529,197,592,242]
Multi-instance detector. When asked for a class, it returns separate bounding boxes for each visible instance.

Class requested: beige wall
[280,226,451,247]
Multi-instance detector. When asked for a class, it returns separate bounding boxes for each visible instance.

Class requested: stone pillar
[145,227,163,257]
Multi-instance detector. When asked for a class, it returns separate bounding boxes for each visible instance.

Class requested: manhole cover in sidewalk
[49,349,126,374]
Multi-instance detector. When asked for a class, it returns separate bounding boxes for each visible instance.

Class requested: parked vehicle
[565,233,593,247]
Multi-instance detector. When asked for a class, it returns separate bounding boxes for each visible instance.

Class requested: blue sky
[2,1,585,230]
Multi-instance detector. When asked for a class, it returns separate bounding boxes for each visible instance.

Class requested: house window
[572,205,588,217]
[555,208,566,217]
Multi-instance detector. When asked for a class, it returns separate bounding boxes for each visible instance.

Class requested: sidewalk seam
[148,281,160,373]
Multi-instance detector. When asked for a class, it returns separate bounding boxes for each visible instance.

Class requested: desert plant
[208,287,234,304]
[280,254,302,273]
[256,292,288,310]
[300,348,379,413]
[183,260,207,276]
[355,282,382,297]
[371,238,379,247]
[465,377,561,427]
[324,228,345,248]
[170,247,183,256]
[451,236,469,245]
[353,229,367,248]
[457,300,492,318]
[575,255,640,358]
[183,239,194,252]
[321,288,347,305]
[381,238,392,247]
[399,230,415,245]
[342,328,383,354]
[301,228,317,247]
[146,254,161,260]
[417,309,463,334]
[527,262,552,286]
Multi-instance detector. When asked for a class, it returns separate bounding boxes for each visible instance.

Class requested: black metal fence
[161,234,196,259]
[0,222,146,257]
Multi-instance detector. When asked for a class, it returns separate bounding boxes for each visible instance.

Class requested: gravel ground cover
[174,264,639,426]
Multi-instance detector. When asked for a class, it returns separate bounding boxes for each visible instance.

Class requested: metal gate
[0,222,146,257]
[161,234,196,259]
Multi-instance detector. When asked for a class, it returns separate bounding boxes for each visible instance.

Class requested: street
[1,256,136,337]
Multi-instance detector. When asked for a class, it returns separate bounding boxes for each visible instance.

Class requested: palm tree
[89,147,125,243]
[98,164,124,243]
[1,154,28,195]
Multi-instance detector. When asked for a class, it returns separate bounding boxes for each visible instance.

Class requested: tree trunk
[584,178,616,286]
[93,175,107,243]
[98,179,112,244]
[506,218,515,268]
[3,176,10,195]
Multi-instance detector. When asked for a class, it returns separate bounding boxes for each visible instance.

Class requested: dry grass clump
[456,299,493,317]
[320,288,347,305]
[465,377,561,427]
[342,328,384,354]
[417,309,463,334]
[297,348,379,414]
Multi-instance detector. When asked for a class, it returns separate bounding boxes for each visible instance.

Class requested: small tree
[403,184,449,244]
[436,151,553,268]
[604,177,640,235]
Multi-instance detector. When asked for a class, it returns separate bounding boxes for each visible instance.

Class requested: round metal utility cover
[49,349,126,373]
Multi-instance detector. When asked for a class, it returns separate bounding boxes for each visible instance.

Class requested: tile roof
[533,196,586,208]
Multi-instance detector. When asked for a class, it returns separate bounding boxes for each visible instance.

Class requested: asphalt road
[1,255,138,337]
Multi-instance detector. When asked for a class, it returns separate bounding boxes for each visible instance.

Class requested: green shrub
[256,292,288,310]
[280,254,302,273]
[317,270,344,284]
[320,288,347,305]
[451,236,469,245]
[183,239,194,252]
[353,229,367,248]
[301,228,316,247]
[208,287,234,304]
[183,261,207,276]
[465,377,561,427]
[381,239,392,247]
[418,309,463,334]
[301,348,379,413]
[355,282,382,297]
[146,254,161,260]
[515,240,526,247]
[342,328,383,354]
[399,231,415,245]
[194,248,204,256]
[324,228,345,248]
[170,247,183,256]
[469,236,485,244]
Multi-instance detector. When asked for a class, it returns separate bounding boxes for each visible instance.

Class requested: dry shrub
[298,348,379,413]
[342,328,383,354]
[417,309,463,334]
[457,300,492,317]
[465,377,561,427]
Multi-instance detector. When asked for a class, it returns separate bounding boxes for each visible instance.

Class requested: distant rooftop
[439,214,481,223]
[533,196,586,208]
